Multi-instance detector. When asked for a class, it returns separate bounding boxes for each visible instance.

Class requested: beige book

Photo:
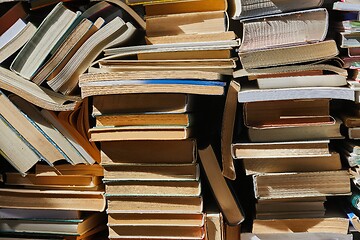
[230,0,324,20]
[242,153,342,175]
[198,145,244,225]
[105,180,201,197]
[0,188,106,211]
[239,40,338,69]
[126,0,194,5]
[92,94,193,115]
[146,11,226,37]
[101,139,196,164]
[244,99,330,128]
[347,127,360,139]
[102,163,199,181]
[35,163,104,176]
[146,31,236,45]
[10,3,80,80]
[108,225,205,239]
[108,213,204,226]
[31,18,101,85]
[9,95,88,165]
[138,49,231,60]
[232,140,330,159]
[0,66,81,111]
[253,170,351,200]
[79,79,226,98]
[0,92,65,165]
[0,115,39,175]
[107,196,203,213]
[241,233,352,240]
[0,22,36,63]
[205,212,224,240]
[89,125,191,141]
[47,17,128,95]
[252,218,349,234]
[145,0,227,16]
[239,8,328,52]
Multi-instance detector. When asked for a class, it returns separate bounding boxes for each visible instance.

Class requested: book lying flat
[253,170,351,200]
[242,153,342,175]
[230,0,324,20]
[241,233,352,240]
[231,140,330,159]
[239,8,328,52]
[80,79,226,98]
[101,139,196,164]
[239,40,338,69]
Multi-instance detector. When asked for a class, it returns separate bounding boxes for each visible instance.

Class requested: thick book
[239,8,328,52]
[92,94,194,115]
[239,40,339,69]
[241,153,342,175]
[231,140,330,159]
[79,79,227,98]
[229,0,324,20]
[101,139,197,164]
[10,3,80,80]
[0,188,106,211]
[0,66,81,111]
[102,163,199,181]
[198,145,244,225]
[253,170,351,200]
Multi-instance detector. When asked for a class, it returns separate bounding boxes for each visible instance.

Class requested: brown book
[198,145,244,225]
[0,188,106,211]
[35,163,104,177]
[102,163,199,181]
[239,40,338,69]
[253,170,351,200]
[107,196,203,213]
[108,213,204,226]
[101,139,196,164]
[242,153,342,175]
[92,94,193,115]
[340,114,360,127]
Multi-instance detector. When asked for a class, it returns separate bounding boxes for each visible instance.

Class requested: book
[79,79,227,98]
[0,114,40,175]
[243,99,331,128]
[10,3,80,80]
[241,153,342,175]
[0,208,80,219]
[0,21,36,64]
[229,0,324,20]
[47,17,129,95]
[241,233,352,240]
[105,180,201,197]
[0,188,106,211]
[108,213,205,226]
[108,225,205,239]
[101,139,196,164]
[253,170,351,200]
[102,163,199,181]
[239,40,339,69]
[247,118,343,142]
[89,125,192,141]
[92,94,194,115]
[146,11,227,38]
[0,18,27,49]
[237,85,355,103]
[231,140,331,159]
[0,2,27,36]
[205,211,223,240]
[333,1,360,11]
[224,224,240,240]
[239,8,329,52]
[30,17,102,85]
[252,218,349,234]
[9,94,89,165]
[340,32,360,48]
[35,163,104,176]
[0,66,81,111]
[0,91,66,165]
[126,0,194,5]
[107,196,203,213]
[340,114,360,127]
[198,145,244,225]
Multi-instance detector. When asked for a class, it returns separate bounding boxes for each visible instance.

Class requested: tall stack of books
[228,0,355,238]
